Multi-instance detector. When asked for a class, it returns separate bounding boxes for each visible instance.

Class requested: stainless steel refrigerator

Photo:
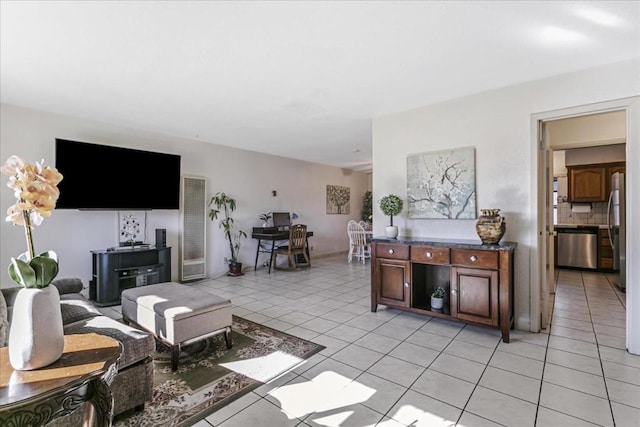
[607,172,626,291]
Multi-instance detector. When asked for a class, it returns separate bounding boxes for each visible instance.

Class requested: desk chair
[347,220,371,264]
[272,224,310,271]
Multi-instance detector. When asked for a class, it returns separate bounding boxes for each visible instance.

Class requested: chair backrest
[347,221,367,246]
[289,224,307,250]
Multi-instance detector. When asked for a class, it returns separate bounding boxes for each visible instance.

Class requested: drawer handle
[425,251,433,258]
[404,282,409,288]
[451,289,457,295]
[470,255,478,262]
[388,249,394,255]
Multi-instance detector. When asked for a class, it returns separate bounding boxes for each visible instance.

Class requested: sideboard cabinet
[371,238,516,342]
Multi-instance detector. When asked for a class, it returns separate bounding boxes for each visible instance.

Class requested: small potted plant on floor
[379,194,403,238]
[431,287,446,310]
[209,192,247,276]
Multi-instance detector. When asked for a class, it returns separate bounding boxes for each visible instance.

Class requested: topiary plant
[379,194,403,226]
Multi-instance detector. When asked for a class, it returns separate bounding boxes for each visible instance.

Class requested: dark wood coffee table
[0,333,121,427]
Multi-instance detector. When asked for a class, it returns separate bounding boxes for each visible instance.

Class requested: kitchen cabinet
[568,165,607,202]
[371,238,516,343]
[598,229,614,270]
[567,162,625,202]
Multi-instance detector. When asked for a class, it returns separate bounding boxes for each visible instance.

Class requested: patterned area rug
[114,315,324,427]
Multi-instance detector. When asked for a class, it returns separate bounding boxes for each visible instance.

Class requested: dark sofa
[0,278,155,424]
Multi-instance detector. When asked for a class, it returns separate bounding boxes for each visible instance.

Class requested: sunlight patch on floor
[219,351,304,382]
[268,371,376,419]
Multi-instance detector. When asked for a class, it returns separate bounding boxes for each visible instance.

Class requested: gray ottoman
[121,282,232,371]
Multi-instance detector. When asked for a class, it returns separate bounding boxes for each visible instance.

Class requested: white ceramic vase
[9,285,64,370]
[384,226,399,238]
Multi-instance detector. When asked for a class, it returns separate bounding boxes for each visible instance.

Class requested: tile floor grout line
[583,270,618,427]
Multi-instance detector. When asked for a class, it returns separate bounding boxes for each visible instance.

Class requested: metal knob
[404,282,409,288]
[388,249,394,254]
[426,252,433,258]
[451,289,457,294]
[470,255,478,262]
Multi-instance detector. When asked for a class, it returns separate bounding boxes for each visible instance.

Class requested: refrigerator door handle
[606,190,614,248]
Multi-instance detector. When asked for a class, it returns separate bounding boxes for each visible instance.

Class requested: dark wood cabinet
[451,266,498,326]
[598,229,614,270]
[371,239,516,342]
[567,162,625,202]
[374,259,411,308]
[568,166,607,202]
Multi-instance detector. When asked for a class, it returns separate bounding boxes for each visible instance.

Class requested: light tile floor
[99,258,639,426]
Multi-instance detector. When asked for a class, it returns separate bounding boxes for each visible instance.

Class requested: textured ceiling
[1,1,638,172]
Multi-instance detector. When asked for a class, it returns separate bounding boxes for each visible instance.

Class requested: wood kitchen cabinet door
[568,166,606,202]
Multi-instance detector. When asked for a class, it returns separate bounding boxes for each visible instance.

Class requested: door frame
[530,96,639,355]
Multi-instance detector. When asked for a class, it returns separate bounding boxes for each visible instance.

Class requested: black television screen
[55,139,181,210]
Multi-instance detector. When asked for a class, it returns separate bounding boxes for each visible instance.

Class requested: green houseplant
[431,287,446,310]
[361,190,372,222]
[379,194,403,238]
[209,192,247,276]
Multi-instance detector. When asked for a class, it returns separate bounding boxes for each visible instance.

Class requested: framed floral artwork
[407,147,477,219]
[326,185,350,214]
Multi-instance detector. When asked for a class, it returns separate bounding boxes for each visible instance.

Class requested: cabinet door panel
[569,167,606,202]
[377,259,410,307]
[451,267,498,326]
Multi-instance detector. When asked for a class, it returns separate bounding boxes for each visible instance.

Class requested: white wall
[372,58,640,331]
[0,104,369,286]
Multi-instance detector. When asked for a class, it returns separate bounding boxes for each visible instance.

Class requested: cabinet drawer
[376,244,410,260]
[411,246,450,264]
[451,249,499,269]
[600,258,614,269]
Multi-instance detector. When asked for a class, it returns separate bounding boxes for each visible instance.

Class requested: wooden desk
[0,333,121,427]
[252,230,314,273]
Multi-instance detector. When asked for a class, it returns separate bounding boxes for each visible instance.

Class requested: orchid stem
[22,210,35,260]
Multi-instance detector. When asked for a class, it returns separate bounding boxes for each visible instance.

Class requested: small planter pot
[430,296,444,310]
[227,262,244,277]
[384,226,399,239]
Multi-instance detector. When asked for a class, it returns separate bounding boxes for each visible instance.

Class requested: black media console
[90,247,171,306]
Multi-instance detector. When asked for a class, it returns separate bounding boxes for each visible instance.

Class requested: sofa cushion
[51,277,84,295]
[64,316,155,370]
[59,293,102,325]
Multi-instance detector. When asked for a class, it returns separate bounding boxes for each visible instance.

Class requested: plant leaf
[30,256,59,288]
[8,257,37,288]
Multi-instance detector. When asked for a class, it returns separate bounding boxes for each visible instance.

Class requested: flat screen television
[55,139,181,210]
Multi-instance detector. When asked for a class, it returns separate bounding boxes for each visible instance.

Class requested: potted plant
[209,192,247,276]
[259,212,272,228]
[361,191,372,222]
[379,194,403,238]
[431,287,446,310]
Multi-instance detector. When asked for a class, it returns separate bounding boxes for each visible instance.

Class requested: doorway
[530,96,639,355]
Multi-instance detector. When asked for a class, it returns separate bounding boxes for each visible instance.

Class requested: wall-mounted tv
[55,139,181,210]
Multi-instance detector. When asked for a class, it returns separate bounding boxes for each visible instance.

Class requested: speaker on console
[155,228,166,247]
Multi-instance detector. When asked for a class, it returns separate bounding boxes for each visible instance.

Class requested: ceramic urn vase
[475,209,506,245]
[9,285,64,370]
